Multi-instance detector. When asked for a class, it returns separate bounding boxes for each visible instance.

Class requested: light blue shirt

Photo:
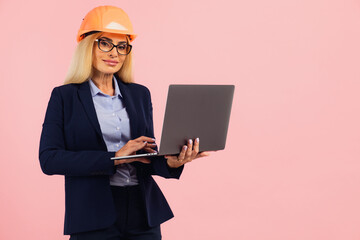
[89,78,139,186]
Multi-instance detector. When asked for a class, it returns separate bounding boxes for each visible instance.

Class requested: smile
[103,60,119,66]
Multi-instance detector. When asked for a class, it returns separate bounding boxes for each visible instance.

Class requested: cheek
[92,57,96,69]
[119,56,126,66]
[114,57,126,71]
[92,51,101,69]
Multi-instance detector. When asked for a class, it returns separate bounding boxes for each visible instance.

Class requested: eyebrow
[100,37,127,44]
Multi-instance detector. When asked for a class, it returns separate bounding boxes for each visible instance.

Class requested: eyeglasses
[95,39,132,55]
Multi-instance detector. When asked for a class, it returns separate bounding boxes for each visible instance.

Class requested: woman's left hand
[165,138,210,168]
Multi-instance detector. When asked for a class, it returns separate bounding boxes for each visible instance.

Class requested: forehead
[99,32,128,42]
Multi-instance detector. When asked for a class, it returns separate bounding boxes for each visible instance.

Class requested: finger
[116,159,129,165]
[192,138,200,157]
[195,151,210,159]
[132,140,148,152]
[124,140,148,153]
[136,158,151,164]
[128,137,156,153]
[127,157,151,164]
[145,143,157,148]
[136,136,156,143]
[185,139,193,159]
[143,147,157,153]
[178,145,187,161]
[181,150,208,165]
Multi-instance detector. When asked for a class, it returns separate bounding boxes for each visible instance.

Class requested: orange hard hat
[77,6,137,42]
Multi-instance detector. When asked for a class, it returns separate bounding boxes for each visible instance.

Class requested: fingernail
[144,141,147,144]
[184,146,188,150]
[196,138,199,143]
[189,139,192,144]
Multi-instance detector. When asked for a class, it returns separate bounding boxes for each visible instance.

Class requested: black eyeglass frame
[95,39,132,55]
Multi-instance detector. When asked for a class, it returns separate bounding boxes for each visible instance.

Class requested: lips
[103,60,119,66]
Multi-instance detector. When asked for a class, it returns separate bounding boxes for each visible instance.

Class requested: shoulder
[50,83,84,99]
[52,83,82,93]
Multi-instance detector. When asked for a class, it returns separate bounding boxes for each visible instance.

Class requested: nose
[108,46,118,57]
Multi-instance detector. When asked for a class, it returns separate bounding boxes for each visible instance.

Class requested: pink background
[1,0,360,239]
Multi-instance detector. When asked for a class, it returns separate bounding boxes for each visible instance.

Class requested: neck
[91,72,115,96]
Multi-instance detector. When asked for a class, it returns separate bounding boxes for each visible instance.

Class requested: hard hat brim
[77,29,137,42]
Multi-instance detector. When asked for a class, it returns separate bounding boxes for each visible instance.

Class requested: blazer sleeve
[39,87,116,176]
[142,88,184,179]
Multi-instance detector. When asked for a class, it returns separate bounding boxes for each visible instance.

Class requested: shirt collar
[89,76,123,98]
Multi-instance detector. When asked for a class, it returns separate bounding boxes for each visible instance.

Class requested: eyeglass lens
[98,39,131,55]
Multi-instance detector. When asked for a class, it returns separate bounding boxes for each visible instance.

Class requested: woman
[39,5,208,240]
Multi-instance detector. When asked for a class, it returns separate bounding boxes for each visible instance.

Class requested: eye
[99,40,111,48]
[117,44,127,50]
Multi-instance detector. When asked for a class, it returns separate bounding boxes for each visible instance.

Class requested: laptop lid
[158,84,234,155]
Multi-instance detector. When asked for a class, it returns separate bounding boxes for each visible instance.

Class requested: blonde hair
[64,32,134,85]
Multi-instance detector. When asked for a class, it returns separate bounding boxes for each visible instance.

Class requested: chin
[100,67,121,75]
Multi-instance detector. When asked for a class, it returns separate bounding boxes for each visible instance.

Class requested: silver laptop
[111,85,234,160]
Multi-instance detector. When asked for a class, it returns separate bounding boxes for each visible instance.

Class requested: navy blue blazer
[39,76,183,235]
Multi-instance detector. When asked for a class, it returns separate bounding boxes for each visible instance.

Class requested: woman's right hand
[114,136,157,166]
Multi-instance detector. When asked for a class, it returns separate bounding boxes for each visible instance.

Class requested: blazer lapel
[77,78,139,141]
[116,78,139,139]
[77,81,103,138]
